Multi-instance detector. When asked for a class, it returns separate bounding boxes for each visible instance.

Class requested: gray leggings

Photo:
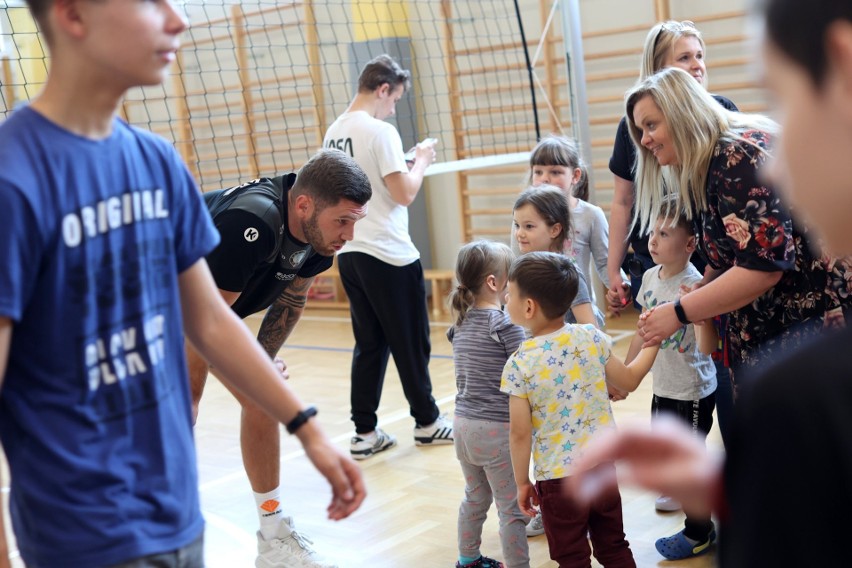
[454,416,530,568]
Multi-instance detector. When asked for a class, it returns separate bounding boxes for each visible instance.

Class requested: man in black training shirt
[186,149,371,568]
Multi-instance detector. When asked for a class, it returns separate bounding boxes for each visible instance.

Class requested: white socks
[254,487,284,540]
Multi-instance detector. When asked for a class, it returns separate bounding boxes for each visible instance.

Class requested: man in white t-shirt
[323,54,453,459]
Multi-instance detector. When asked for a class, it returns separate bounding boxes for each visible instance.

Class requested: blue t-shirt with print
[0,107,219,567]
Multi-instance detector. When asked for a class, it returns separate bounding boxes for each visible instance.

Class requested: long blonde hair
[625,68,778,234]
[641,20,706,81]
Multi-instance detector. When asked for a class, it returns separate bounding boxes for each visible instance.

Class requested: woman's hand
[637,303,680,347]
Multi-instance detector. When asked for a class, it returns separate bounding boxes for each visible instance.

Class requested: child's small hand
[516,481,540,517]
[606,282,632,317]
[678,283,698,297]
[607,383,629,401]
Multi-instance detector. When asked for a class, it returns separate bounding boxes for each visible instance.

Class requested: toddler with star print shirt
[501,252,658,567]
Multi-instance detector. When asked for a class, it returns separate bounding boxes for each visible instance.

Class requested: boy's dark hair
[358,54,411,94]
[508,252,578,320]
[292,149,372,208]
[658,195,692,232]
[25,1,52,40]
[513,185,572,247]
[529,135,590,201]
[761,0,852,85]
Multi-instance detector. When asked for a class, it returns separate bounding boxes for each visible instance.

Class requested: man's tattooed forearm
[256,277,313,358]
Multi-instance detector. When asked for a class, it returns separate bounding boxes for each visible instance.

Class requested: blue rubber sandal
[655,528,716,560]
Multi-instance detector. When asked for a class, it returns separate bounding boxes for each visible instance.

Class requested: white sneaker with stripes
[414,415,454,445]
[350,428,397,460]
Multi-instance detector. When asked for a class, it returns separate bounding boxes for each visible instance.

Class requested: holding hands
[606,280,632,317]
[637,301,680,347]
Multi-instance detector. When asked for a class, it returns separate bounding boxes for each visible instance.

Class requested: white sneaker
[255,517,337,568]
[414,415,454,445]
[350,427,397,460]
[655,495,682,512]
[525,511,545,537]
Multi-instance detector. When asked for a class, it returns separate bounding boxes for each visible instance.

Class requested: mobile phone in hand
[405,138,439,162]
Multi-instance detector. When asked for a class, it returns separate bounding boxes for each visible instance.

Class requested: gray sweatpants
[454,416,530,568]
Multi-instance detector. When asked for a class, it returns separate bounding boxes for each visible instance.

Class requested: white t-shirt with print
[323,111,418,266]
[638,263,717,400]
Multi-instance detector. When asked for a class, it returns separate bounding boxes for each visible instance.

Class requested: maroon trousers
[537,469,635,568]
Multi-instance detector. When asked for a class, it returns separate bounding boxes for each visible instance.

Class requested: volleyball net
[0,0,573,192]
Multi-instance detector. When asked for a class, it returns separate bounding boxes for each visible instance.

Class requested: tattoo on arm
[257,276,314,358]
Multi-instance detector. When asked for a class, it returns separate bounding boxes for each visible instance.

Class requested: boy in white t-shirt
[624,206,717,561]
[323,54,452,459]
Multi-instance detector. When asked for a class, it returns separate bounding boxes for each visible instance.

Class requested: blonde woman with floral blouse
[627,67,851,380]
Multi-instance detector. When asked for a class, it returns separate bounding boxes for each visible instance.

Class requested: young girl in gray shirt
[447,240,529,568]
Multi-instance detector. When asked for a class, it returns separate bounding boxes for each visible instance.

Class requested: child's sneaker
[654,527,716,560]
[350,428,396,460]
[414,415,454,445]
[655,495,681,512]
[525,511,545,537]
[256,517,337,568]
[455,555,504,568]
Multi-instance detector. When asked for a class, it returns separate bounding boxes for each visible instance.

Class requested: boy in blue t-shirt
[0,2,364,566]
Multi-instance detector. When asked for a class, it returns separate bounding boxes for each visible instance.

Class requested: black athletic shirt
[609,94,738,256]
[204,173,333,319]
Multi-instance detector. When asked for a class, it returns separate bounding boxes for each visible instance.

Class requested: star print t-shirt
[501,324,615,481]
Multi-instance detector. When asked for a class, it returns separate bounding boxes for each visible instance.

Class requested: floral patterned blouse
[694,129,852,370]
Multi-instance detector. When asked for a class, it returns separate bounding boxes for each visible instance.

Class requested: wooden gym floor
[1,307,722,567]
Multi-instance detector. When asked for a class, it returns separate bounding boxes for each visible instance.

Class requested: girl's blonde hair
[528,135,590,201]
[641,20,706,81]
[513,185,572,252]
[448,240,515,326]
[625,68,778,234]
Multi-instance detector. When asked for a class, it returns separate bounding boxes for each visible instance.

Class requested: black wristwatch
[673,298,691,325]
[286,406,318,434]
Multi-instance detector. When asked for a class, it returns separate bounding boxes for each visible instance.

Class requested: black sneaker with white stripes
[413,415,454,445]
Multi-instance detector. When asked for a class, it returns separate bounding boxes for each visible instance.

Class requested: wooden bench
[308,260,455,318]
[423,269,456,318]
